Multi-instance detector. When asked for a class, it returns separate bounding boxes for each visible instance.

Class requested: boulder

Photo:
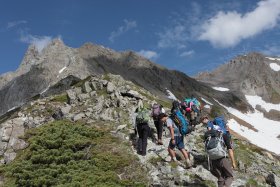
[73,113,85,121]
[4,150,17,164]
[82,81,92,93]
[90,82,98,91]
[1,124,13,142]
[61,105,72,115]
[77,93,90,101]
[121,90,143,100]
[107,82,115,94]
[0,142,8,156]
[8,137,28,151]
[66,90,77,104]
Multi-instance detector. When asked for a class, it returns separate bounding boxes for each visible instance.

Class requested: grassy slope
[0,120,148,187]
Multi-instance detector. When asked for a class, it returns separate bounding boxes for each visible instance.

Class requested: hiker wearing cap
[159,113,192,168]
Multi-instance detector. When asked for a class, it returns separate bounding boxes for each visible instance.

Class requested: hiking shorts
[169,136,184,150]
[223,133,232,150]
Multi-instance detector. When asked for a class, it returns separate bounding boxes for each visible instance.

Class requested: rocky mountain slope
[0,39,249,117]
[0,74,279,186]
[195,52,280,104]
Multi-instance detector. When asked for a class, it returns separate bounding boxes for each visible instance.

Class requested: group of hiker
[134,95,236,187]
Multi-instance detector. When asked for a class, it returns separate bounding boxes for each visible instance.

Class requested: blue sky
[1,0,280,76]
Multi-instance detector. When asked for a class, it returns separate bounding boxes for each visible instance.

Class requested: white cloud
[137,50,159,60]
[20,32,53,53]
[7,20,27,29]
[180,50,194,57]
[198,0,280,48]
[157,25,188,49]
[157,3,202,50]
[109,19,137,42]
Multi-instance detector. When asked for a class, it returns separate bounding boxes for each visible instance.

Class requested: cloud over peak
[137,50,159,60]
[109,19,137,42]
[198,0,280,48]
[20,32,53,53]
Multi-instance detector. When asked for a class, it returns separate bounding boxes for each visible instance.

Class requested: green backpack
[136,108,150,124]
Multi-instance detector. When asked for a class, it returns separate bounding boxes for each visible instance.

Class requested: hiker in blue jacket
[201,116,237,169]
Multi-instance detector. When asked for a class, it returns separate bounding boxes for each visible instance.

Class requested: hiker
[204,128,234,187]
[183,95,200,128]
[201,115,236,169]
[151,103,165,145]
[159,113,192,168]
[135,106,151,156]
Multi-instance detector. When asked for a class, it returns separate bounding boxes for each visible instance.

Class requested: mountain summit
[196,52,280,104]
[0,38,247,116]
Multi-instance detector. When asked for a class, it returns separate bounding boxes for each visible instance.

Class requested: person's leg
[177,136,189,160]
[157,120,163,144]
[168,140,176,161]
[137,124,143,154]
[221,158,234,187]
[223,134,236,169]
[212,159,225,187]
[154,120,162,144]
[154,120,159,138]
[142,124,150,155]
[177,136,191,168]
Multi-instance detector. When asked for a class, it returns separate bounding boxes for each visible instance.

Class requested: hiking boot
[185,159,192,169]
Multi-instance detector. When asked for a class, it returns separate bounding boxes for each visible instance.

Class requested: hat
[158,113,168,120]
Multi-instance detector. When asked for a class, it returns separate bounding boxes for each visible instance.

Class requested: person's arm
[228,149,237,169]
[207,121,213,131]
[168,126,175,145]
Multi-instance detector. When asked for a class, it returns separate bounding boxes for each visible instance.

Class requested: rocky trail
[0,74,279,186]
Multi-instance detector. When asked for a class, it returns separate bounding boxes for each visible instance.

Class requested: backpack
[152,104,162,120]
[213,116,227,133]
[136,108,150,124]
[171,109,191,135]
[204,130,227,161]
[184,98,193,113]
[191,98,201,109]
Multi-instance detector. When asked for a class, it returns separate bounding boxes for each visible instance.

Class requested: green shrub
[1,120,147,187]
[50,94,68,103]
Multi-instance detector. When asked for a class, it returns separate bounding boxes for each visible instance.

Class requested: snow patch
[201,97,213,105]
[212,87,230,91]
[165,89,178,101]
[270,63,280,71]
[245,95,280,112]
[216,100,280,155]
[8,106,17,112]
[59,66,67,74]
[204,105,211,109]
[266,57,280,61]
[40,85,50,94]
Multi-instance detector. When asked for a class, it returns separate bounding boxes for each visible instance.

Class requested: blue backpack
[171,109,191,135]
[213,116,227,134]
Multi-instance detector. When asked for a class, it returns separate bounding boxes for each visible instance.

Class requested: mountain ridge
[0,38,249,117]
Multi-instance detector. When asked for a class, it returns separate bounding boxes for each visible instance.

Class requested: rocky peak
[196,51,280,106]
[78,42,118,59]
